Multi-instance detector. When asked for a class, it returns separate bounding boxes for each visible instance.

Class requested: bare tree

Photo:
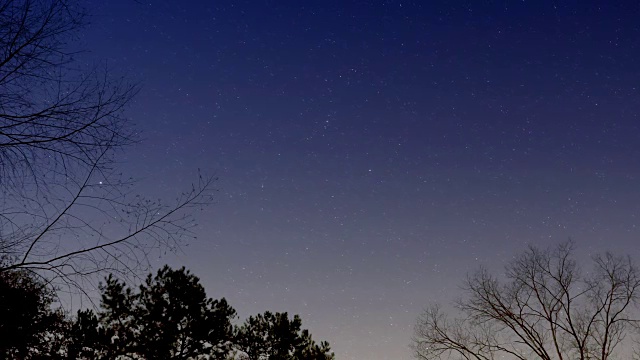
[413,242,640,360]
[0,0,215,288]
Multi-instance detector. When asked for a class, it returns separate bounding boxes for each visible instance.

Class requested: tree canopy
[90,266,237,359]
[413,241,640,360]
[0,265,335,359]
[0,268,64,358]
[236,311,334,360]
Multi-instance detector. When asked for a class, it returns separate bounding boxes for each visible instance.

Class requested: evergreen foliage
[0,265,335,359]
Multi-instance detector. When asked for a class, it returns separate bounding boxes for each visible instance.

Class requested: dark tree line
[0,267,64,358]
[1,265,335,359]
[0,2,329,358]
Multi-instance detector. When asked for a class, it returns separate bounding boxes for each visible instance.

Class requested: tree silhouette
[0,0,215,288]
[412,241,640,360]
[236,311,335,360]
[65,309,107,360]
[66,266,237,359]
[0,267,65,358]
[60,266,335,359]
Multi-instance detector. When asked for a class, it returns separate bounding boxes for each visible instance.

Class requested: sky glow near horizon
[84,1,640,359]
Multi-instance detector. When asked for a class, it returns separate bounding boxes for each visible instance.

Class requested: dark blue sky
[84,1,640,358]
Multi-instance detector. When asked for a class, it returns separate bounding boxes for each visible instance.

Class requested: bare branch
[0,0,215,296]
[413,242,640,360]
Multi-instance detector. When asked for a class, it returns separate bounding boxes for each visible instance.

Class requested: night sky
[83,1,640,359]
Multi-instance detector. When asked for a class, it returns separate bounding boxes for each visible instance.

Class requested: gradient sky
[82,1,640,359]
